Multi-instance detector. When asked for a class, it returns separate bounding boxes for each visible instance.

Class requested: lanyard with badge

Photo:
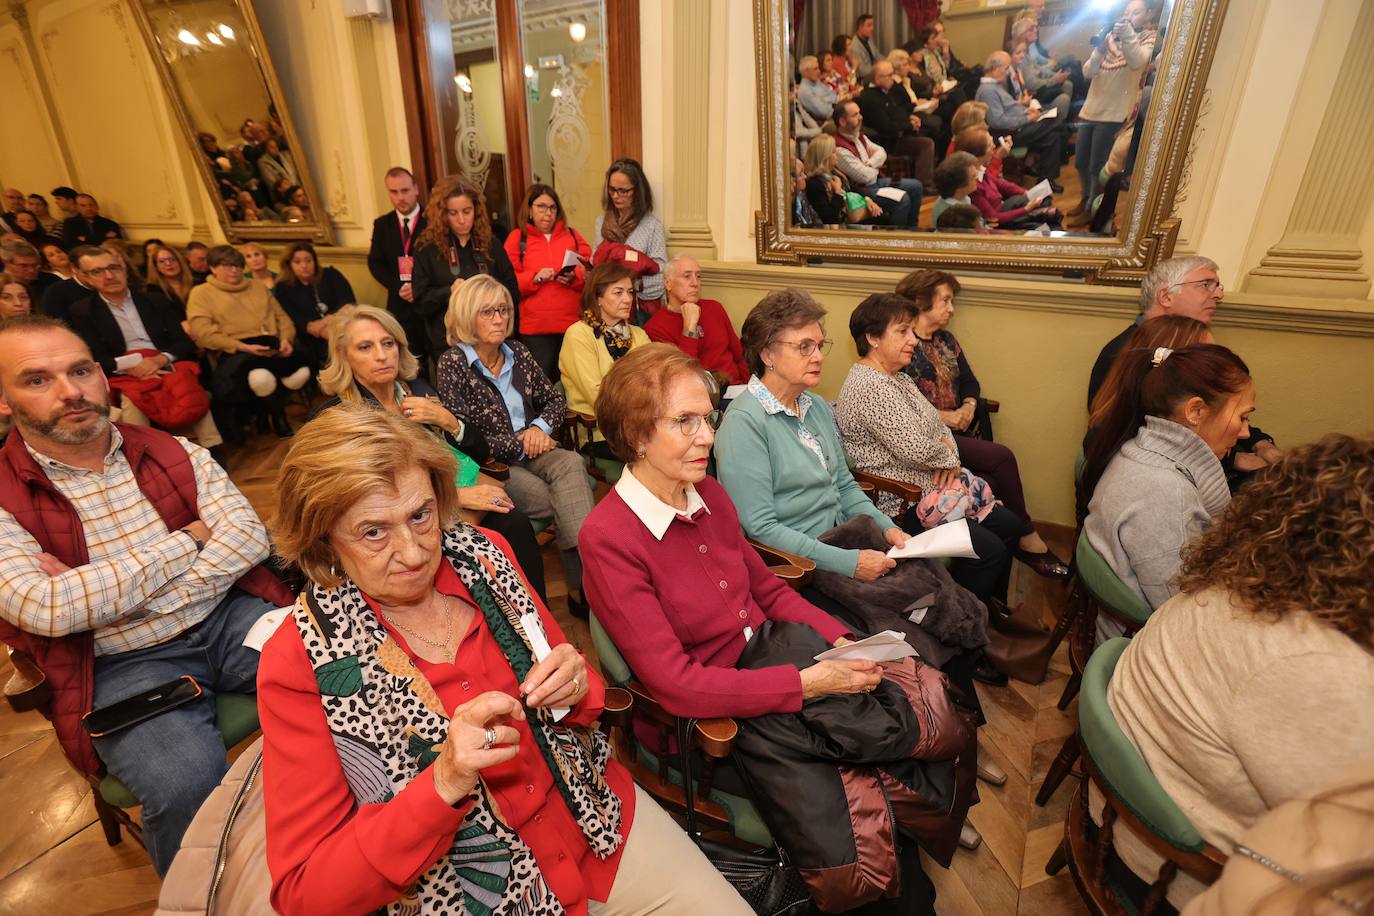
[397,213,415,284]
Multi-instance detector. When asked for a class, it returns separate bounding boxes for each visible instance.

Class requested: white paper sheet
[874,186,907,203]
[814,630,918,663]
[1040,106,1058,120]
[915,98,938,114]
[940,79,958,93]
[1025,179,1054,202]
[1028,98,1041,111]
[560,249,587,270]
[519,611,571,721]
[886,518,980,560]
[242,608,291,651]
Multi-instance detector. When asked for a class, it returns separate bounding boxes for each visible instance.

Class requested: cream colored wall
[644,0,1374,526]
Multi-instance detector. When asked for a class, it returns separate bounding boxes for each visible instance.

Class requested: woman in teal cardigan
[715,288,907,580]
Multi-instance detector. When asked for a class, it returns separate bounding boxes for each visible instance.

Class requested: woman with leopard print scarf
[260,404,750,915]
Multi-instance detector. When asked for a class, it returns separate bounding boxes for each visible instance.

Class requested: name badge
[397,255,414,282]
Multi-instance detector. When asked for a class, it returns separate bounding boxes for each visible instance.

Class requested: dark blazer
[366,209,428,336]
[66,288,197,374]
[41,277,95,322]
[60,214,123,248]
[858,84,915,147]
[272,266,356,337]
[27,271,61,305]
[412,234,520,357]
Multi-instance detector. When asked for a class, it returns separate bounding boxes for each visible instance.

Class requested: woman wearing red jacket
[956,128,1062,230]
[504,184,591,382]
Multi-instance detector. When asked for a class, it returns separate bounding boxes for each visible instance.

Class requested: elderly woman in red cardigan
[259,404,749,916]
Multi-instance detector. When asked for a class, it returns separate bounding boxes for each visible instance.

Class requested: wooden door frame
[392,0,641,199]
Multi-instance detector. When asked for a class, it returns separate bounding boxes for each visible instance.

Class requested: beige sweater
[1104,588,1374,906]
[186,276,295,354]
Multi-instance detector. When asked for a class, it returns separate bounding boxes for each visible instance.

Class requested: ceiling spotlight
[523,64,535,79]
[569,21,587,42]
[177,29,201,46]
[219,23,234,39]
[206,32,223,45]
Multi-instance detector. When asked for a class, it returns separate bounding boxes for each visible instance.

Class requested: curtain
[798,0,918,63]
[900,0,941,32]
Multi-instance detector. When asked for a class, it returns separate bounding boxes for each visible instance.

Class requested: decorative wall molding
[665,0,715,258]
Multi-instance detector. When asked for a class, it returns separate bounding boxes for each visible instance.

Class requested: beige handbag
[155,737,274,915]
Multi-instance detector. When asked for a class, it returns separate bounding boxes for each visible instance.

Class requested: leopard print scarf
[292,525,623,915]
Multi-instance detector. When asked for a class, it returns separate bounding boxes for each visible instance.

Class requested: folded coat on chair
[730,620,978,912]
[812,516,989,669]
[107,352,211,429]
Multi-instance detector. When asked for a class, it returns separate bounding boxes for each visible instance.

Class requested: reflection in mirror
[134,0,330,240]
[789,0,1172,239]
[448,1,513,230]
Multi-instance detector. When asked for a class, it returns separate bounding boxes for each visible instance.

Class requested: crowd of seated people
[3,142,1370,916]
[197,112,301,220]
[789,3,1161,233]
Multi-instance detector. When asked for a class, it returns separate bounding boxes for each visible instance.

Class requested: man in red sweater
[644,255,749,385]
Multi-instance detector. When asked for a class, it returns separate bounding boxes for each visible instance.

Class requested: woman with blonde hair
[1106,434,1374,908]
[310,303,544,600]
[802,134,881,226]
[412,174,519,358]
[240,242,277,290]
[259,405,748,915]
[435,274,596,617]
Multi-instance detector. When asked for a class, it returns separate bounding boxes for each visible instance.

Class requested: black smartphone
[82,675,204,738]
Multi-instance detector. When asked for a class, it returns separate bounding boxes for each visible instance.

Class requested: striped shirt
[0,427,270,656]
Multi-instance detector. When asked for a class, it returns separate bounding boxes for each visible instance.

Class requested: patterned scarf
[748,375,827,469]
[580,306,634,361]
[292,525,623,915]
[598,208,639,245]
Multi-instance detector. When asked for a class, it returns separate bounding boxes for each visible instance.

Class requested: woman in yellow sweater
[187,245,309,439]
[558,262,649,456]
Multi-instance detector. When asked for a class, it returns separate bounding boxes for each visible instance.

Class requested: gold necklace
[383,598,456,663]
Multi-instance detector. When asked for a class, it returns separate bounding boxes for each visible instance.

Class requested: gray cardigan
[1084,416,1231,638]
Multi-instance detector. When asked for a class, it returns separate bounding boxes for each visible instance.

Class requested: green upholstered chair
[1046,639,1226,914]
[588,613,773,847]
[1038,537,1154,806]
[93,692,262,846]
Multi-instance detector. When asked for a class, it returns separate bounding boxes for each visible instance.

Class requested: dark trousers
[522,332,564,384]
[903,505,1021,604]
[955,434,1033,532]
[479,507,547,605]
[1011,117,1066,179]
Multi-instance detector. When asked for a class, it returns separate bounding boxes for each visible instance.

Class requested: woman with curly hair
[1104,434,1374,910]
[412,175,519,358]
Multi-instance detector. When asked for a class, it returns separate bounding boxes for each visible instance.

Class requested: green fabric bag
[447,442,481,488]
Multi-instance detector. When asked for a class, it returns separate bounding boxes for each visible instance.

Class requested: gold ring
[482,726,497,750]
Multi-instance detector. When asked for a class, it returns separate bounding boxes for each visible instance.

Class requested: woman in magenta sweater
[504,183,592,381]
[578,344,881,719]
[955,127,1062,230]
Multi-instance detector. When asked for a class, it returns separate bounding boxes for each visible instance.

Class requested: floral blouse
[902,329,981,412]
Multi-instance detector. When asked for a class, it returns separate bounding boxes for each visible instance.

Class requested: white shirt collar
[614,465,709,540]
[397,204,421,221]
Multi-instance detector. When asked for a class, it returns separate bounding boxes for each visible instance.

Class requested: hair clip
[1151,346,1173,367]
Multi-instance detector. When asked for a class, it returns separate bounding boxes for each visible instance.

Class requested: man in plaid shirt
[0,315,290,874]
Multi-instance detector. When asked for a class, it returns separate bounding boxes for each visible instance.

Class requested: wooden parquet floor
[0,407,1088,915]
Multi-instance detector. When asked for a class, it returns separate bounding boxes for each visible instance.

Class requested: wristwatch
[183,529,205,553]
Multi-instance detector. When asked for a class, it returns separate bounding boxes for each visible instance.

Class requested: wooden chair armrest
[567,410,597,429]
[600,686,634,731]
[694,718,738,758]
[983,398,1000,413]
[856,480,875,495]
[479,459,510,481]
[748,538,816,588]
[851,469,923,506]
[4,648,52,714]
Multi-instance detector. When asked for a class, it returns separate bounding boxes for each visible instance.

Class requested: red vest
[833,129,879,162]
[0,423,291,775]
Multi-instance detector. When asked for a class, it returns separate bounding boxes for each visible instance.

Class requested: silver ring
[491,497,502,506]
[482,726,497,750]
[404,408,414,418]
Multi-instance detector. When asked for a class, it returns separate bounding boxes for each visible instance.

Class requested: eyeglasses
[608,186,636,197]
[658,411,722,437]
[477,306,511,320]
[531,202,558,212]
[1171,278,1223,293]
[83,264,126,276]
[773,337,833,357]
[155,257,178,265]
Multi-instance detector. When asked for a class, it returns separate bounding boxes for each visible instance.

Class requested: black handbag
[675,719,815,916]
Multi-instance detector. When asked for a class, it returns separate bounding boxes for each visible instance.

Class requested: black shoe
[1047,179,1064,193]
[255,412,272,435]
[972,651,1009,687]
[270,410,294,438]
[1014,547,1071,580]
[209,445,231,470]
[566,593,590,620]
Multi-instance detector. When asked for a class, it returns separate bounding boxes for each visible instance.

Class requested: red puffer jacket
[504,221,592,336]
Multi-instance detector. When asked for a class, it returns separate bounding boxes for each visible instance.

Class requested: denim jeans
[1076,119,1123,208]
[90,588,277,875]
[866,176,925,228]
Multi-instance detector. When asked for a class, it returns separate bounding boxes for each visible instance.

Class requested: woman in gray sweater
[1080,343,1255,641]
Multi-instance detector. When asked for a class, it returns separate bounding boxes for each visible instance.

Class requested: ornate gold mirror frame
[754,0,1228,284]
[127,0,334,244]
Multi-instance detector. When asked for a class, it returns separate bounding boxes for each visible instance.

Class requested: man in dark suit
[67,246,222,449]
[60,194,124,248]
[1,240,60,305]
[857,60,936,187]
[367,167,429,361]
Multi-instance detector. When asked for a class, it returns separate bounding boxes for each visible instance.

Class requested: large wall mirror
[129,0,334,243]
[756,0,1227,284]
